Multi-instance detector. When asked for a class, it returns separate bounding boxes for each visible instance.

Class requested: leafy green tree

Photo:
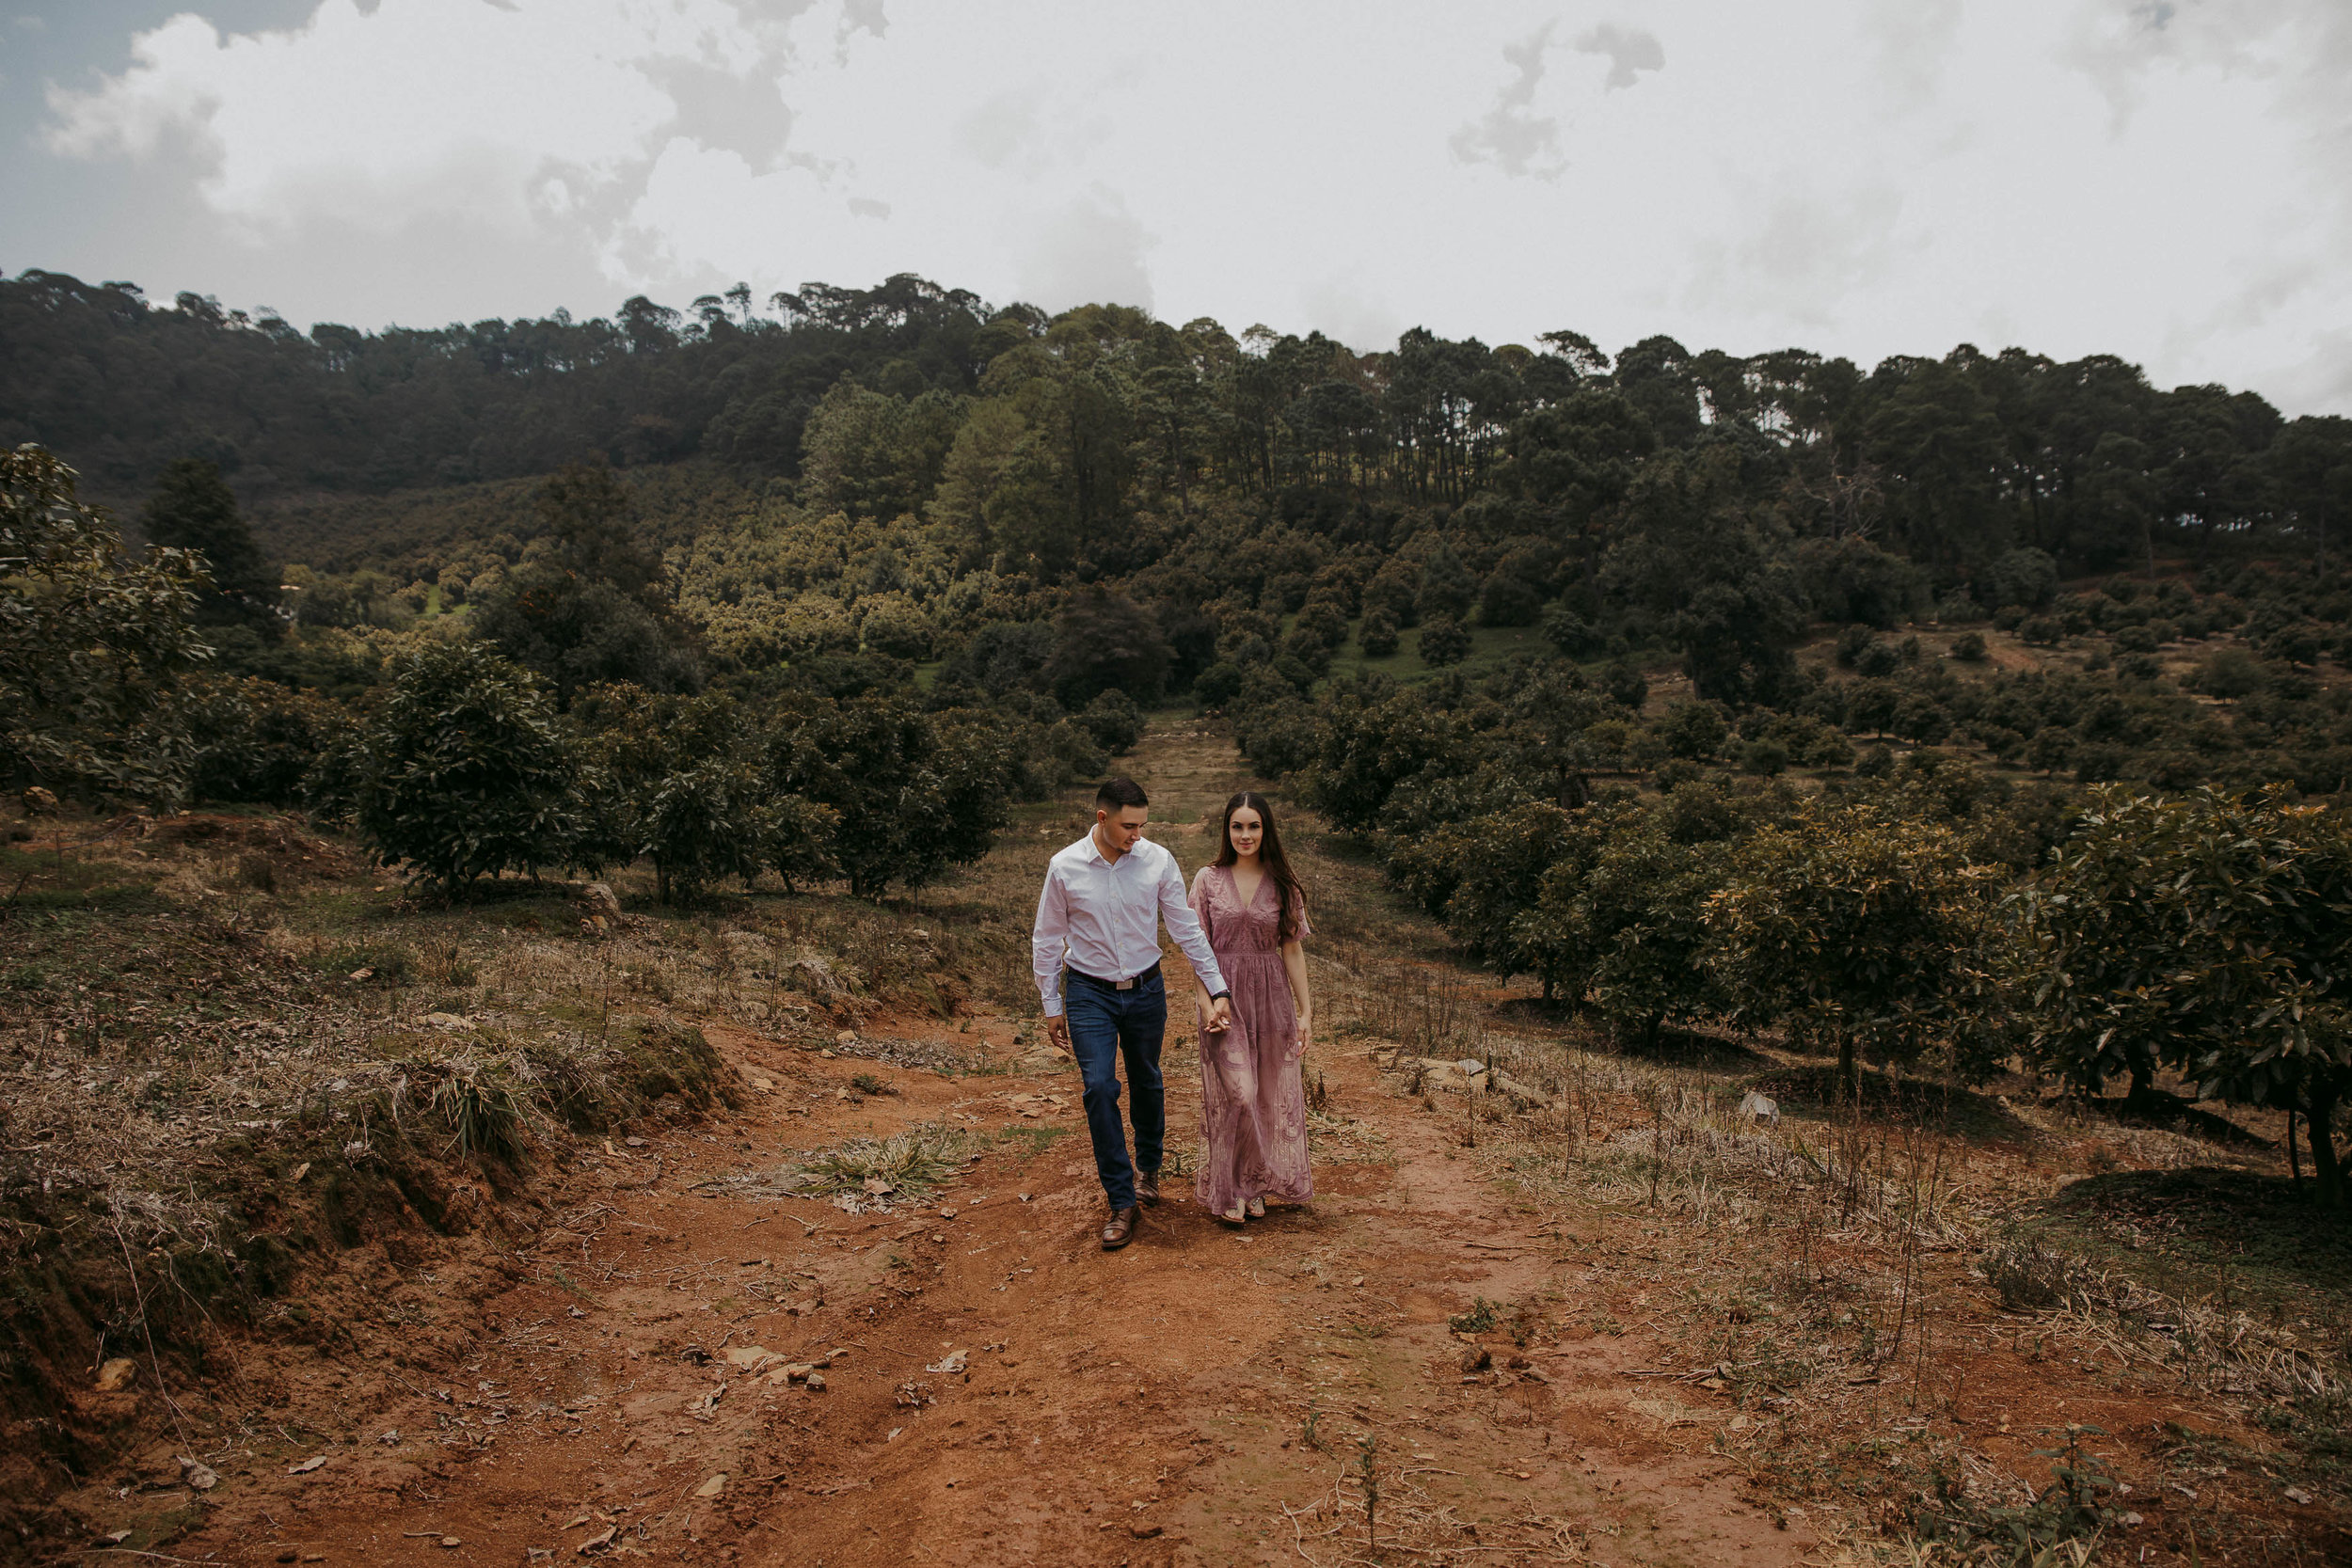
[1192,659,1245,706]
[183,673,352,806]
[1601,658,1647,712]
[1986,547,2059,610]
[1049,588,1170,705]
[1308,680,1479,832]
[856,593,936,660]
[474,463,701,705]
[765,696,1013,897]
[1542,606,1601,657]
[1711,803,1993,1094]
[800,381,963,520]
[1674,576,1804,705]
[1478,569,1542,627]
[1296,598,1352,648]
[1415,546,1477,624]
[1358,607,1399,657]
[1075,688,1145,754]
[1419,616,1470,667]
[1791,535,1918,628]
[573,687,805,904]
[1494,665,1613,807]
[354,642,580,892]
[1658,699,1727,760]
[635,757,773,904]
[2008,786,2352,1203]
[1498,387,1656,523]
[1388,803,1580,991]
[2271,415,2352,571]
[1,445,212,805]
[139,457,278,628]
[1523,813,1731,1046]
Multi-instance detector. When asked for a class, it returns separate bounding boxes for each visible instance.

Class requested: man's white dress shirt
[1032,831,1227,1019]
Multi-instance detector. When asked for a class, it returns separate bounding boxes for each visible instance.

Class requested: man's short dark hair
[1096,776,1149,811]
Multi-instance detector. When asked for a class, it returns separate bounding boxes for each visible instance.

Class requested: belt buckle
[1115,975,1135,990]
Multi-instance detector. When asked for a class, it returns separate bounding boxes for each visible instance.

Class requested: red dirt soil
[90,1009,1806,1567]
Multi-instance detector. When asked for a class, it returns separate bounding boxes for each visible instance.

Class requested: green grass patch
[1325,618,1552,687]
[2,882,168,914]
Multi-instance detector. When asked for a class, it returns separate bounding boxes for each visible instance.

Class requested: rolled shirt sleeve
[1159,849,1228,997]
[1032,861,1070,1018]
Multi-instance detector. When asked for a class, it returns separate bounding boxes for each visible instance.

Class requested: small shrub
[1982,1239,2074,1312]
[1447,1297,1499,1334]
[1947,630,1988,663]
[1358,608,1400,657]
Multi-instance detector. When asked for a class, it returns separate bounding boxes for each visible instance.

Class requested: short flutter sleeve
[1189,865,1216,947]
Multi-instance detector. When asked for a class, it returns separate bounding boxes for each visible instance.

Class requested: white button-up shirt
[1031,831,1227,1019]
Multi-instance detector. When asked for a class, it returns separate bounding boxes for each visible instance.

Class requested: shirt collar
[1083,829,1143,867]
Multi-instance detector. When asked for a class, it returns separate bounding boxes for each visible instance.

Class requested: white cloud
[1574,23,1664,90]
[1450,22,1567,180]
[44,0,712,237]
[24,0,2352,414]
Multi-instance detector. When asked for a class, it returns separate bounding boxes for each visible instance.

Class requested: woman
[1188,790,1314,1225]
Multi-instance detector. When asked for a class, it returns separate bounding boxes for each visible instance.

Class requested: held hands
[1204,994,1234,1034]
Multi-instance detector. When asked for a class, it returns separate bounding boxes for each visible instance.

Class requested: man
[1033,777,1235,1250]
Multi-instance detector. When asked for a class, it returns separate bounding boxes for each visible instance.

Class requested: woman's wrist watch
[1209,990,1232,1002]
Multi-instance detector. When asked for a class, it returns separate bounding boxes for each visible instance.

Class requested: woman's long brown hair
[1215,790,1307,944]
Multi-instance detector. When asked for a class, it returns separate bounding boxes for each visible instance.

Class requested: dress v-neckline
[1228,863,1265,910]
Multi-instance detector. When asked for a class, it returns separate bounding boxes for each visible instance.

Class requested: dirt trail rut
[159,734,1808,1567]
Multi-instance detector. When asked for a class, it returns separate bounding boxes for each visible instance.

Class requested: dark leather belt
[1066,961,1162,991]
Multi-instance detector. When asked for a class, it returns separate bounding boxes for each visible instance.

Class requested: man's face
[1097,804,1149,854]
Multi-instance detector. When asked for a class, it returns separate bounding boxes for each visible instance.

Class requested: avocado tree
[354,641,580,893]
[765,696,1015,897]
[1,445,212,805]
[1551,816,1734,1050]
[573,685,842,903]
[2010,785,2352,1207]
[1710,803,1994,1095]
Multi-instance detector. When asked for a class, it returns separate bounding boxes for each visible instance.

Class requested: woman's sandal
[1216,1206,1246,1227]
[1246,1197,1265,1219]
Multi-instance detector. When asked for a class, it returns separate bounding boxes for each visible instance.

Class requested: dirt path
[152,729,1807,1568]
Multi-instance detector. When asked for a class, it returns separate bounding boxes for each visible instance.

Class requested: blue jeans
[1062,969,1167,1210]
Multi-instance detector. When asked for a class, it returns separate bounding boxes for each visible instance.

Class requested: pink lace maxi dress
[1188,863,1313,1214]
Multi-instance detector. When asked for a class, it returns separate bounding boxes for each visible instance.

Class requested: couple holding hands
[1030,778,1315,1249]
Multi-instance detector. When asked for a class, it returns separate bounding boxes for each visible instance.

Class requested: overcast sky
[5,0,2349,415]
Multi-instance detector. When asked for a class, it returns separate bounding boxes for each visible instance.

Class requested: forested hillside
[11,261,2352,1192]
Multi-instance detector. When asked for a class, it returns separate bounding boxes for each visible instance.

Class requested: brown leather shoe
[1135,1169,1161,1207]
[1101,1205,1140,1250]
